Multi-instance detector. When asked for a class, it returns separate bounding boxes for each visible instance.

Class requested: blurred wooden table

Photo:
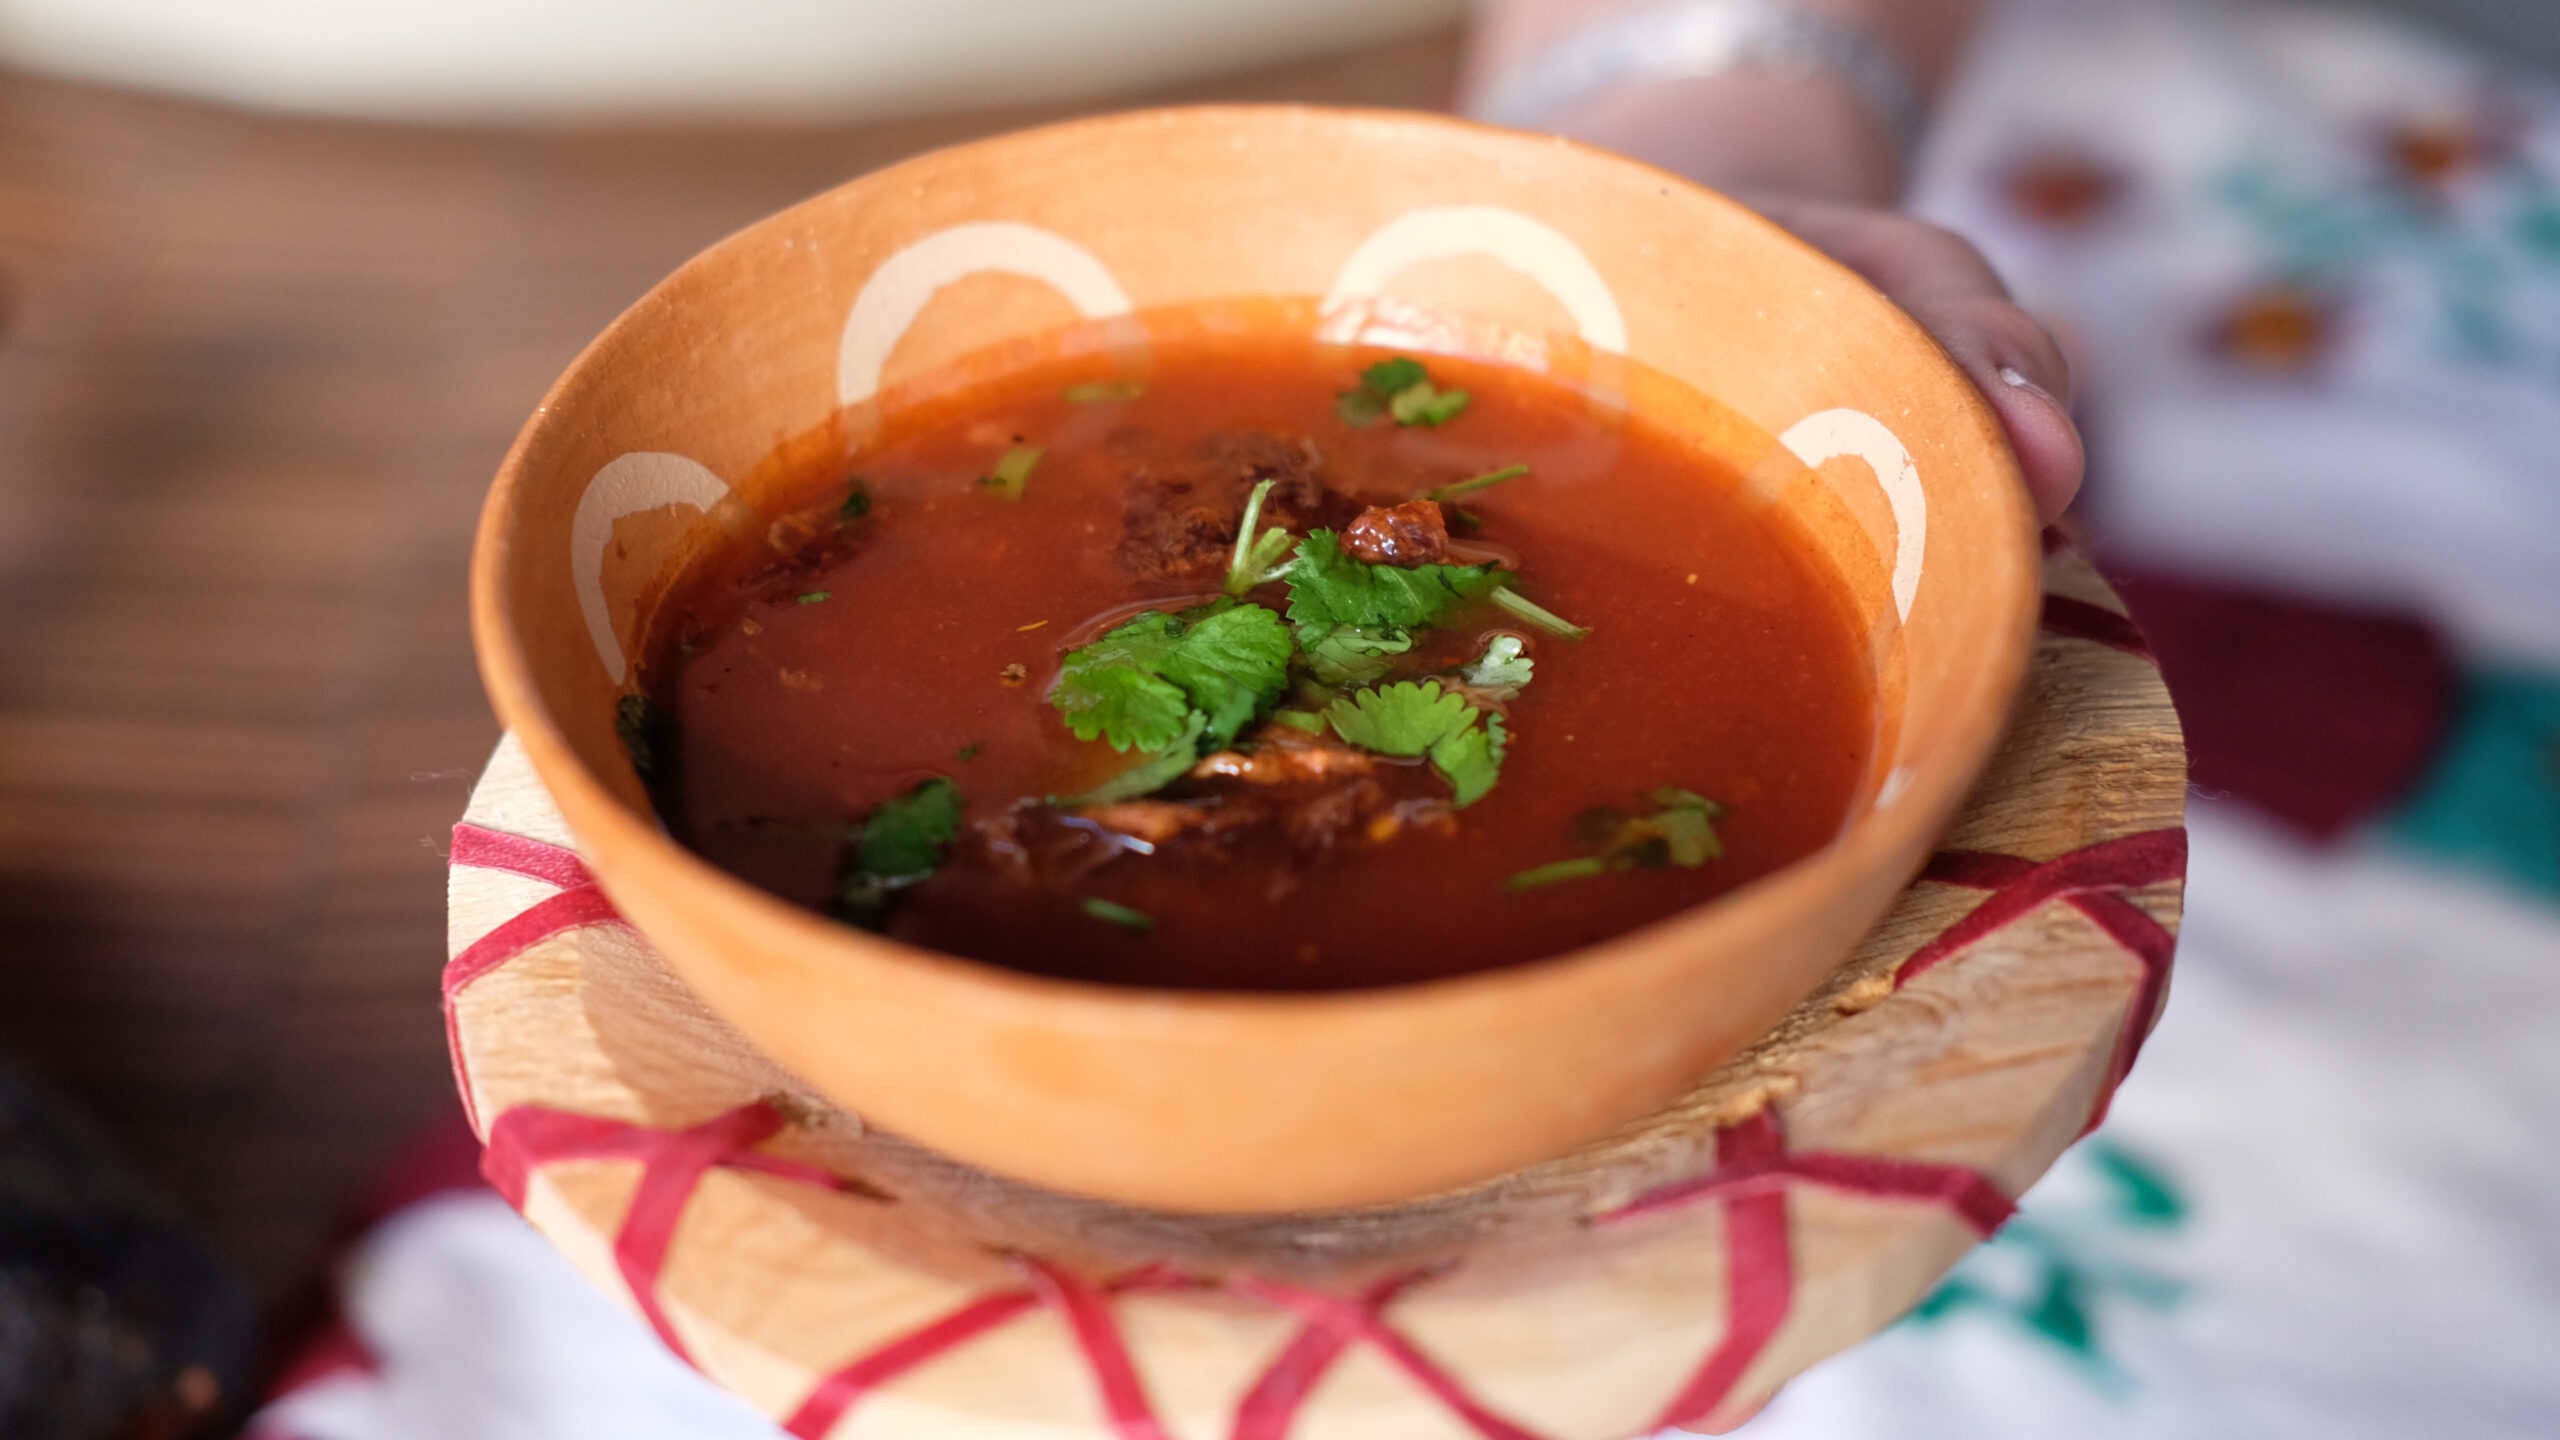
[0,32,1456,1316]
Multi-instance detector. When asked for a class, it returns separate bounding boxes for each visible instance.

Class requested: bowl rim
[469,101,2041,1034]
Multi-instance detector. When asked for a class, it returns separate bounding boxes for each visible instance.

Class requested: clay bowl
[471,105,2038,1214]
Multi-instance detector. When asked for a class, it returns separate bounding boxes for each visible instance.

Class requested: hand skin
[1462,0,2084,525]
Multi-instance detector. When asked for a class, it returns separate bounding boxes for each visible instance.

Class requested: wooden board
[446,543,2184,1439]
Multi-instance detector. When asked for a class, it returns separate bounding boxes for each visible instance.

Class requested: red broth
[640,333,1873,991]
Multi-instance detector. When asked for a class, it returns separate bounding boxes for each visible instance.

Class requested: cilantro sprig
[1488,586,1590,640]
[1337,356,1470,428]
[1051,601,1292,755]
[1284,529,1503,633]
[837,776,964,927]
[1506,788,1726,892]
[1425,462,1527,502]
[1322,680,1508,807]
[1225,478,1297,596]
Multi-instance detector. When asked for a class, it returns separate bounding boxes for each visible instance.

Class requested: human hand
[1750,192,2084,525]
[1461,0,2078,525]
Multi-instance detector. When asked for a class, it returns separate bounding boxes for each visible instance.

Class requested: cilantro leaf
[1154,602,1294,746]
[1284,530,1504,634]
[1057,714,1208,807]
[1050,603,1291,756]
[1361,356,1428,395]
[978,444,1042,500]
[1053,625,1194,753]
[1460,634,1533,700]
[838,776,963,927]
[1323,680,1476,755]
[1389,382,1469,426]
[1295,621,1411,687]
[1337,356,1471,429]
[1505,788,1727,892]
[1322,680,1507,806]
[1429,710,1507,808]
[839,482,871,523]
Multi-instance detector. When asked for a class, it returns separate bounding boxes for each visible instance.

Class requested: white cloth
[248,1194,777,1440]
[1744,804,2560,1439]
[1913,0,2560,666]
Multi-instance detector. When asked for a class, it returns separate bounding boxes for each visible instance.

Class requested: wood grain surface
[447,547,2184,1438]
[0,33,1460,1313]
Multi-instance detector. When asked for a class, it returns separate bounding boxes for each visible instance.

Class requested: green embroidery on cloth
[2387,669,2560,901]
[1901,1139,2191,1392]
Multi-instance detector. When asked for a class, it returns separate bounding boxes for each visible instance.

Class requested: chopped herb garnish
[957,743,981,761]
[1429,710,1507,807]
[1284,529,1504,634]
[1079,896,1155,931]
[1270,709,1327,733]
[840,482,871,523]
[1426,462,1527,502]
[1295,622,1411,687]
[978,444,1043,499]
[1505,857,1609,892]
[1337,355,1470,428]
[1057,714,1207,807]
[1322,680,1508,807]
[616,693,670,780]
[1050,601,1292,756]
[1505,787,1726,892]
[1063,380,1146,403]
[797,590,831,604]
[1225,478,1297,595]
[1460,634,1534,700]
[1489,585,1591,640]
[1324,679,1475,755]
[837,776,963,928]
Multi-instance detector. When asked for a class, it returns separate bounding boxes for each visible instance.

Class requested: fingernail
[1998,365,2058,405]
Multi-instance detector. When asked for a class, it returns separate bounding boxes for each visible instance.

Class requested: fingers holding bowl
[1753,197,2084,524]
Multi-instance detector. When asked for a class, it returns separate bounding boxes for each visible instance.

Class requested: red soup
[634,330,1873,991]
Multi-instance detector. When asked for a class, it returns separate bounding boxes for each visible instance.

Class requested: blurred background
[0,0,2552,1437]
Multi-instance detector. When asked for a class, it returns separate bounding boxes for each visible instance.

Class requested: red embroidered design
[445,823,627,1127]
[782,1265,1200,1440]
[1229,1273,1545,1440]
[452,821,595,888]
[1594,1109,2015,1430]
[481,1101,841,1365]
[1901,829,2188,1130]
[2040,594,2155,660]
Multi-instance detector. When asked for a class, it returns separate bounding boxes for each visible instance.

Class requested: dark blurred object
[2108,566,2453,841]
[0,1056,254,1440]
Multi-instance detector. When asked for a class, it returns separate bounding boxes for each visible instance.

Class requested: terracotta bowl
[471,105,2038,1213]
